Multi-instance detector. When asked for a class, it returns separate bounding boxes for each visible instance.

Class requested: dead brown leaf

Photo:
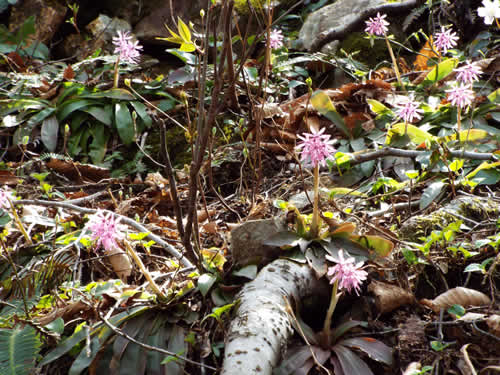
[368,279,416,314]
[420,287,491,313]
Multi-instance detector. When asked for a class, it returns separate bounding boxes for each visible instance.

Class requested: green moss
[339,32,389,68]
[234,0,289,14]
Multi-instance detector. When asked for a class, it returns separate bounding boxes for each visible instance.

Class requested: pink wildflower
[446,83,475,109]
[433,26,459,54]
[327,250,368,296]
[296,127,336,168]
[87,210,123,252]
[396,96,424,123]
[0,188,10,209]
[365,12,389,36]
[455,61,482,84]
[112,30,143,64]
[269,29,284,49]
[477,0,500,24]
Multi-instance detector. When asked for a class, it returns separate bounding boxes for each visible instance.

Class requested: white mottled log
[221,259,325,375]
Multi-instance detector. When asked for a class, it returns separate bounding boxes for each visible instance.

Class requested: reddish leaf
[63,65,75,80]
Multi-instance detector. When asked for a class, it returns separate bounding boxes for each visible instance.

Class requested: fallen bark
[221,258,327,375]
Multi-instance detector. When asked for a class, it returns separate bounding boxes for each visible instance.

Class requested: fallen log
[221,258,327,375]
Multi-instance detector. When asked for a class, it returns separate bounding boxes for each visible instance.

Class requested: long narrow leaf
[341,337,393,365]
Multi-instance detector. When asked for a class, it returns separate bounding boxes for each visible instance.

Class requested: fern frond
[39,153,72,161]
[403,5,427,31]
[0,325,41,375]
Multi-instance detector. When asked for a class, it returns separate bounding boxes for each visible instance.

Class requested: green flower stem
[322,279,339,345]
[113,56,120,89]
[7,198,32,245]
[385,35,404,90]
[311,165,320,238]
[124,240,167,301]
[457,108,462,133]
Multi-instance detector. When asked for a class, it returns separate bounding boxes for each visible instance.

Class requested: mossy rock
[339,32,389,68]
[399,196,499,242]
[234,0,289,14]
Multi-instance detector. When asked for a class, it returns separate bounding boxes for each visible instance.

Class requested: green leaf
[430,340,451,352]
[487,88,500,103]
[447,304,465,318]
[332,345,374,375]
[45,318,65,335]
[114,102,134,145]
[88,124,109,164]
[177,18,192,43]
[81,88,135,101]
[201,302,236,323]
[57,99,96,122]
[349,235,394,257]
[420,181,446,210]
[26,107,56,127]
[329,187,366,197]
[0,99,49,117]
[130,101,152,128]
[366,99,393,117]
[438,129,489,143]
[197,273,217,297]
[263,231,311,252]
[423,58,458,85]
[386,123,436,145]
[341,337,393,365]
[0,325,41,375]
[232,264,258,280]
[39,323,89,366]
[128,232,150,241]
[311,90,350,138]
[81,106,112,126]
[0,210,12,227]
[40,115,59,152]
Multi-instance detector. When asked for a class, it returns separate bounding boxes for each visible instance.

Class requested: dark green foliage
[0,325,41,375]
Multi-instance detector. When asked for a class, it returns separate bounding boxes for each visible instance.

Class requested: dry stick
[13,199,194,269]
[97,310,217,371]
[123,241,166,300]
[159,120,185,240]
[337,147,497,168]
[183,1,231,267]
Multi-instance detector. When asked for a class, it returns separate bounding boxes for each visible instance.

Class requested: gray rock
[230,218,287,267]
[9,0,66,45]
[297,0,419,52]
[134,0,206,44]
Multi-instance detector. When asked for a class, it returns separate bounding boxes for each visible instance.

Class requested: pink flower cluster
[433,26,458,54]
[87,210,123,252]
[397,96,423,124]
[365,12,389,36]
[269,29,284,49]
[446,83,475,109]
[446,61,482,110]
[327,250,368,296]
[112,30,143,64]
[455,61,482,85]
[0,188,10,209]
[296,127,335,168]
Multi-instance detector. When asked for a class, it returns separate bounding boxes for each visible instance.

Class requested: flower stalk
[7,197,32,245]
[311,165,320,238]
[124,241,167,300]
[384,36,404,89]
